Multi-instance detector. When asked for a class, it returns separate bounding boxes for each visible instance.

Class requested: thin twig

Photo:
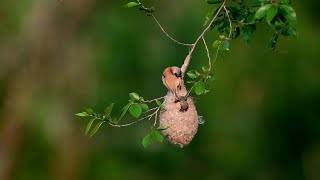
[202,37,211,72]
[108,117,147,127]
[153,107,160,127]
[108,107,160,127]
[144,107,158,113]
[148,112,154,120]
[151,14,194,47]
[223,6,232,38]
[187,83,195,97]
[141,96,165,103]
[181,0,227,76]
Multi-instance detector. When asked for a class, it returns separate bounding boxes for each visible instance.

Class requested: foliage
[77,0,297,148]
[203,0,296,49]
[76,92,165,147]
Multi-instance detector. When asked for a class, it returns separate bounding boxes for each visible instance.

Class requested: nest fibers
[159,81,199,148]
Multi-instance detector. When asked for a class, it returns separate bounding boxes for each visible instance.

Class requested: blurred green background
[0,0,319,180]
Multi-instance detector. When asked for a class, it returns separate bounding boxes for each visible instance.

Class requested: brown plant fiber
[159,81,198,148]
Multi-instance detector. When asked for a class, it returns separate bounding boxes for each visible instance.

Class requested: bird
[160,66,198,147]
[162,66,182,97]
[174,96,189,112]
[162,66,191,112]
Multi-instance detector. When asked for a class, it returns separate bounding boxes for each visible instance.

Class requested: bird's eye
[174,72,181,77]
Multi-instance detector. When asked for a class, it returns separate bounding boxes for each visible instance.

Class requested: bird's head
[162,66,182,90]
[163,66,182,78]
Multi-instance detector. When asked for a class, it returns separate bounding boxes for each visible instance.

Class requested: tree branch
[104,0,227,129]
[107,107,161,127]
[151,14,193,47]
[181,0,227,76]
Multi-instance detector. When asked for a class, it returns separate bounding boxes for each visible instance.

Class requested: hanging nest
[159,81,199,148]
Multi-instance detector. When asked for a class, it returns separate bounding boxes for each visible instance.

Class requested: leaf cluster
[187,67,215,96]
[77,0,298,148]
[142,126,168,148]
[76,92,166,147]
[205,0,297,50]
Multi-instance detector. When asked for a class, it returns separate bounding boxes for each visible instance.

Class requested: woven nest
[159,87,199,148]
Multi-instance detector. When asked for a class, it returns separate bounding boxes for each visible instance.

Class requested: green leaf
[124,2,140,8]
[221,20,231,35]
[207,73,216,82]
[157,126,169,131]
[195,82,206,95]
[266,6,278,24]
[204,82,210,94]
[232,27,241,39]
[140,104,149,111]
[279,5,297,24]
[255,4,272,19]
[246,13,256,24]
[140,6,155,14]
[251,0,260,7]
[273,21,285,30]
[112,118,118,123]
[119,102,133,121]
[219,35,226,40]
[129,104,142,118]
[129,92,140,101]
[155,100,163,108]
[212,40,221,49]
[242,24,256,43]
[204,8,220,27]
[84,108,94,115]
[268,34,279,50]
[281,26,296,37]
[187,70,200,79]
[75,112,88,117]
[280,0,291,5]
[85,119,95,136]
[89,121,105,137]
[139,96,144,101]
[142,134,152,148]
[228,6,246,21]
[104,103,114,118]
[201,66,209,72]
[207,0,223,4]
[151,130,164,143]
[204,9,214,26]
[210,19,224,30]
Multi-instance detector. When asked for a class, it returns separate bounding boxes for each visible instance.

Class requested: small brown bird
[174,96,189,112]
[160,66,199,147]
[162,66,182,97]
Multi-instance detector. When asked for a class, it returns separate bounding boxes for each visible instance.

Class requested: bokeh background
[0,0,319,179]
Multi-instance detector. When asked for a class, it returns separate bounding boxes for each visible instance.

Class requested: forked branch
[180,0,227,76]
[147,0,228,76]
